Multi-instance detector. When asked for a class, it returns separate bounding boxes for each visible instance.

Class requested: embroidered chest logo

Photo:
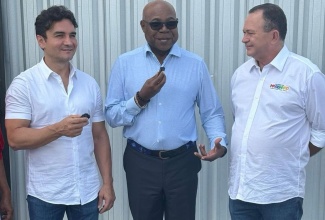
[270,84,289,91]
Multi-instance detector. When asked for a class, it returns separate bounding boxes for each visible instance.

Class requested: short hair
[35,5,78,38]
[249,3,287,41]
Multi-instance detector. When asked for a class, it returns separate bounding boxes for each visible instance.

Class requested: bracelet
[136,91,150,103]
[134,96,147,109]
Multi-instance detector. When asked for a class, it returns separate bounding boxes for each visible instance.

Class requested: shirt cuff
[310,129,325,148]
[126,96,142,115]
[210,137,227,150]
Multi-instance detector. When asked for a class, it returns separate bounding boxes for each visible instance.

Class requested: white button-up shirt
[229,46,325,204]
[6,59,104,205]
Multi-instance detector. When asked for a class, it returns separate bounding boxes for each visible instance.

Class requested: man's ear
[36,35,46,50]
[140,20,146,32]
[272,30,280,43]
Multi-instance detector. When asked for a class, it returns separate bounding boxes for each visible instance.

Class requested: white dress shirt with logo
[229,45,325,204]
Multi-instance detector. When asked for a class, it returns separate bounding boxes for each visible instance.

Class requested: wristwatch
[220,146,227,158]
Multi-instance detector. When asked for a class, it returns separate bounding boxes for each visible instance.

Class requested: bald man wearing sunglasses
[105,1,227,220]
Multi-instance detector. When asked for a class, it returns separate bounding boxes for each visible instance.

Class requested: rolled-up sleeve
[306,72,325,148]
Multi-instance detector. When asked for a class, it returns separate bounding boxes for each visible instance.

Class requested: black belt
[127,139,196,159]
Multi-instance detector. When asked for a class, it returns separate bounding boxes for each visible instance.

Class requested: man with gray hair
[229,3,325,219]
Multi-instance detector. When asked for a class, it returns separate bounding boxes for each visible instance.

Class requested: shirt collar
[39,58,77,79]
[269,45,290,72]
[144,43,181,58]
[248,45,290,72]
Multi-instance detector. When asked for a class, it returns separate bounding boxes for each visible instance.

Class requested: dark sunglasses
[144,20,178,31]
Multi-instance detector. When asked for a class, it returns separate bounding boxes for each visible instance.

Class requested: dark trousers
[123,144,201,220]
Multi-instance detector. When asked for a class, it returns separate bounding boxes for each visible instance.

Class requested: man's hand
[5,114,89,150]
[0,191,13,220]
[194,138,226,161]
[138,69,167,102]
[53,115,89,137]
[97,183,116,214]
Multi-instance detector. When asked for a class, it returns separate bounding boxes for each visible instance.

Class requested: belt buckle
[159,150,169,159]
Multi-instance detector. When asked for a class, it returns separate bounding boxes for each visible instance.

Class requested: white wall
[1,0,324,219]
